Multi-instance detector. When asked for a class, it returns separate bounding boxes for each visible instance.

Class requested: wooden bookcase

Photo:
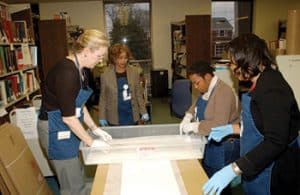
[0,1,40,124]
[171,15,211,80]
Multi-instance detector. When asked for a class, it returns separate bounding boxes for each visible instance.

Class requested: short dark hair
[226,33,277,79]
[187,61,215,78]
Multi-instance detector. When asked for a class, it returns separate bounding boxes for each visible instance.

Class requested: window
[104,0,151,60]
[212,0,253,38]
[215,43,227,58]
[211,0,253,58]
[218,30,226,37]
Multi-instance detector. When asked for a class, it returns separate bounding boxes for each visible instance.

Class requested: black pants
[271,140,300,195]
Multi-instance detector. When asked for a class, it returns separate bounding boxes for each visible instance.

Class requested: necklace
[73,54,85,82]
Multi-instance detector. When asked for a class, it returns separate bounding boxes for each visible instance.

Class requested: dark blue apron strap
[288,135,300,148]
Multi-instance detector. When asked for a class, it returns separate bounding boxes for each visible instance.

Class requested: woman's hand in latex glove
[208,124,233,142]
[203,164,237,195]
[179,113,193,134]
[141,113,150,121]
[92,127,112,141]
[99,119,108,126]
[182,122,199,134]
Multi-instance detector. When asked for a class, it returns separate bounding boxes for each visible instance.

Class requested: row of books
[0,45,37,75]
[0,19,32,44]
[0,70,39,108]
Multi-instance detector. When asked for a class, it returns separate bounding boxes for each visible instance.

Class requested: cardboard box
[0,123,52,195]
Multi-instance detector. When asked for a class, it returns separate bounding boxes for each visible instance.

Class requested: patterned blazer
[98,64,147,125]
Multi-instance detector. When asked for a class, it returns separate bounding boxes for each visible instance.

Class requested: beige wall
[253,0,300,41]
[37,0,300,87]
[39,0,210,88]
[39,1,105,32]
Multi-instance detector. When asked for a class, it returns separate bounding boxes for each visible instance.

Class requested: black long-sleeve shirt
[236,67,300,178]
[44,58,88,117]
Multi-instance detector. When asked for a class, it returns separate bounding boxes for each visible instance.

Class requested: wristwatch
[231,162,242,176]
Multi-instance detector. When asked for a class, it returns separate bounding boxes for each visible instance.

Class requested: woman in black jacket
[203,33,300,195]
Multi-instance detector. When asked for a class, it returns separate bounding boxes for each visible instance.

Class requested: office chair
[170,79,192,119]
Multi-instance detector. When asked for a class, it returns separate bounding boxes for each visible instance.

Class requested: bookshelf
[171,15,211,80]
[0,1,40,123]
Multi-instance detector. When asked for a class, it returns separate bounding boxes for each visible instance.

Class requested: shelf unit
[0,1,40,123]
[0,65,39,108]
[171,15,211,80]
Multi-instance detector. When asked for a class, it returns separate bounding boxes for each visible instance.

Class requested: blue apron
[48,57,93,160]
[117,76,134,125]
[199,96,240,177]
[241,92,300,195]
[241,93,274,194]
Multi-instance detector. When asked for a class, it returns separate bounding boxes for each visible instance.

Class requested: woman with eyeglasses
[43,29,112,195]
[203,33,300,195]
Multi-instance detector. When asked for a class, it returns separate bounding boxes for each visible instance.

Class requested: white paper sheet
[15,107,38,139]
[120,160,181,195]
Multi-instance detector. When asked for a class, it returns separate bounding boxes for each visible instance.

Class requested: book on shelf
[2,19,14,43]
[0,19,8,43]
[7,74,20,99]
[0,80,7,107]
[3,46,17,72]
[0,53,3,74]
[0,46,6,73]
[30,46,37,67]
[15,47,24,70]
[23,69,39,93]
[21,43,32,66]
[15,45,33,70]
[5,78,14,103]
[13,20,28,43]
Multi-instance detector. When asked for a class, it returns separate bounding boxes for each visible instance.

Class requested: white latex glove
[179,113,193,135]
[182,122,199,134]
[141,113,150,121]
[92,127,112,141]
[90,140,110,148]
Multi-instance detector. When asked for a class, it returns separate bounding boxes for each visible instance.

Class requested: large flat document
[91,160,208,195]
[120,160,181,195]
[80,135,206,165]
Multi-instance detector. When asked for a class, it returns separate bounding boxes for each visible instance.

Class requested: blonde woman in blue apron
[204,33,300,195]
[44,30,112,195]
[180,61,240,195]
